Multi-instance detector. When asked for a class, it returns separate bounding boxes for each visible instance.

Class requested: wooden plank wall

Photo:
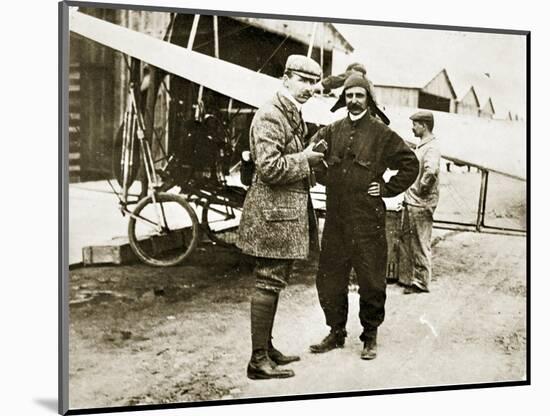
[68,62,81,182]
[375,86,419,108]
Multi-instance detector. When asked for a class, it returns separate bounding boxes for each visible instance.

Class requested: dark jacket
[312,113,419,230]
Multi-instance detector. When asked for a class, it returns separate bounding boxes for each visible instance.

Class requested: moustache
[347,102,365,111]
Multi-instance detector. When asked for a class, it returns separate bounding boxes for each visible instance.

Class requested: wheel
[128,192,200,266]
[201,198,243,248]
[112,119,141,189]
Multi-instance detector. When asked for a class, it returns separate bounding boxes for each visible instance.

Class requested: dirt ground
[68,229,527,411]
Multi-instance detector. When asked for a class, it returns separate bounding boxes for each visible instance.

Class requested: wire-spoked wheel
[128,192,200,266]
[201,200,243,248]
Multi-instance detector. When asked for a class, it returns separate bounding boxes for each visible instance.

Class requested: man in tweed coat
[237,55,324,379]
[309,74,419,360]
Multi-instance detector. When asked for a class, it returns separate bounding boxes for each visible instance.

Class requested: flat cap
[410,110,434,123]
[343,73,370,91]
[285,54,322,80]
[345,62,367,75]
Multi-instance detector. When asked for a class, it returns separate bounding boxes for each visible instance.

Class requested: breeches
[254,257,294,294]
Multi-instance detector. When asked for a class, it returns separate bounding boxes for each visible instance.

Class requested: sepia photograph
[59,1,528,414]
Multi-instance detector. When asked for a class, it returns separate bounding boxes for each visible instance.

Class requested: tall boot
[247,289,294,380]
[267,294,300,366]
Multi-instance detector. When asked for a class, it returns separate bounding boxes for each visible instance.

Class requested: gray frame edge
[59,1,70,415]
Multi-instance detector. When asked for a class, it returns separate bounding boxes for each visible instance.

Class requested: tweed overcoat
[237,91,315,259]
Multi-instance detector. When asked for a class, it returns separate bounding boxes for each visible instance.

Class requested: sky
[331,23,527,119]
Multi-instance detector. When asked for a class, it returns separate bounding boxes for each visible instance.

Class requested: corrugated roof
[231,17,353,53]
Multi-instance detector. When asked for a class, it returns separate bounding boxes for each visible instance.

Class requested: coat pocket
[350,158,375,191]
[262,207,300,222]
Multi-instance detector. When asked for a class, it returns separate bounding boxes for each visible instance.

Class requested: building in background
[373,68,457,113]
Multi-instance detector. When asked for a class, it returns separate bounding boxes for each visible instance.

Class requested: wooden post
[476,170,489,231]
[164,13,176,154]
[320,22,324,74]
[307,22,318,58]
[187,14,201,50]
[187,15,203,121]
[213,15,219,59]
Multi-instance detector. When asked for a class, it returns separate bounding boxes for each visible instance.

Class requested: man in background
[314,62,378,106]
[400,110,441,294]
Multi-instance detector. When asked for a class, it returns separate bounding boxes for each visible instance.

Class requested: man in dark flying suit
[309,74,418,360]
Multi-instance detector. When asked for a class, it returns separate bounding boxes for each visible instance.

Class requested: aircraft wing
[70,9,526,181]
[384,105,527,181]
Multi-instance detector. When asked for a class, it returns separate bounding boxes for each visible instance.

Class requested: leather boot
[248,289,295,379]
[247,350,295,380]
[309,328,347,353]
[267,294,300,365]
[360,330,377,360]
[268,340,300,365]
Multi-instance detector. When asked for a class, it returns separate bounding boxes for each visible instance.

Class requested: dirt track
[68,230,526,410]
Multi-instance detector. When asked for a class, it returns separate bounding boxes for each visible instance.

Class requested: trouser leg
[353,232,388,337]
[316,226,352,331]
[407,206,433,291]
[398,206,414,286]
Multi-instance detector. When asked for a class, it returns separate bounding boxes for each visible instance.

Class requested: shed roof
[231,17,353,53]
[481,97,496,115]
[447,68,493,107]
[460,86,481,107]
[360,52,441,89]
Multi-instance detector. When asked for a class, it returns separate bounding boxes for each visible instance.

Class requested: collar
[417,135,436,149]
[348,109,367,121]
[279,87,302,112]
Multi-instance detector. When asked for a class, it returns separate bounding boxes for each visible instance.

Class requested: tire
[112,121,141,189]
[128,192,200,266]
[201,199,243,249]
